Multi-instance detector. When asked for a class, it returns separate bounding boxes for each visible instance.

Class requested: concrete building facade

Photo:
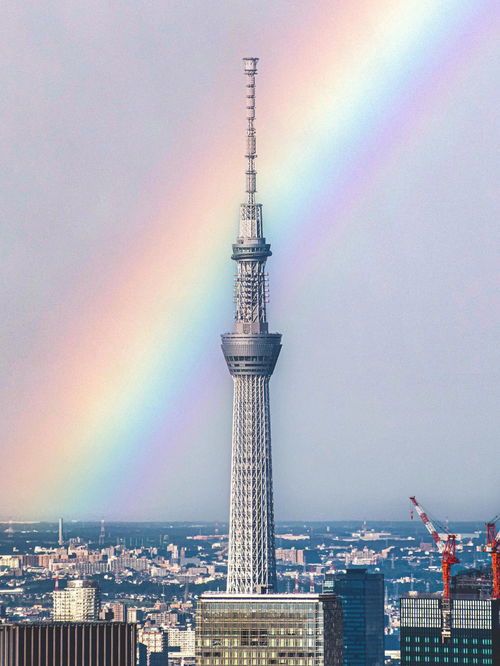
[137,626,168,666]
[167,627,195,661]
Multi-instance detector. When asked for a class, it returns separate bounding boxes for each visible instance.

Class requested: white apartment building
[167,627,195,660]
[53,579,100,621]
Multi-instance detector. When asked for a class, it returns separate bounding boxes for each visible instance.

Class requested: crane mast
[485,518,500,599]
[409,496,460,643]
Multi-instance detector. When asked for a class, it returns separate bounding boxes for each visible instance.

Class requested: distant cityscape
[0,517,496,664]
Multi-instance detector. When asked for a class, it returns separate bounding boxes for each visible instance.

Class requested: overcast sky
[1,1,499,522]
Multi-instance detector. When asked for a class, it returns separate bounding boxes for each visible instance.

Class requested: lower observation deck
[221,332,281,376]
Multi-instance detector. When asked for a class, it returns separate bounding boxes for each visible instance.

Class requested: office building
[325,569,384,665]
[400,595,500,664]
[53,579,100,622]
[196,593,343,666]
[0,622,136,665]
[137,626,168,666]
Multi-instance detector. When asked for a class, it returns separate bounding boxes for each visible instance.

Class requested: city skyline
[1,1,499,521]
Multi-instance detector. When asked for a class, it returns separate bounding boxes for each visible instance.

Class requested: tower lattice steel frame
[221,58,281,595]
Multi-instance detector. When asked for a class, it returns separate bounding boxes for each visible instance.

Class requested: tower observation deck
[221,58,281,594]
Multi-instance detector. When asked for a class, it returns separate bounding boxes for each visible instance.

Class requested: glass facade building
[325,569,384,666]
[196,593,343,666]
[400,596,500,664]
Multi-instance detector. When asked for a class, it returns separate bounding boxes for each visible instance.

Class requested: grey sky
[0,1,498,521]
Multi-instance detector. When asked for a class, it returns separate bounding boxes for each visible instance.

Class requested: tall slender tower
[196,60,343,666]
[58,517,64,546]
[99,519,106,546]
[221,58,281,595]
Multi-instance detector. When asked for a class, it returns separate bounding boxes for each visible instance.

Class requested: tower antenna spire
[243,57,258,206]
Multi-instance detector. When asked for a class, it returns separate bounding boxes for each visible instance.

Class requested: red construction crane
[409,497,460,600]
[485,516,500,599]
[409,496,444,553]
[409,496,460,643]
[440,535,459,600]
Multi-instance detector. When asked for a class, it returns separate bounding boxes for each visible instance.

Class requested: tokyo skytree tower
[221,58,281,595]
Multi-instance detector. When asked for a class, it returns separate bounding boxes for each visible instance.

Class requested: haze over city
[1,1,498,521]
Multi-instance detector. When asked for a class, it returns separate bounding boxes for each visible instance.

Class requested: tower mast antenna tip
[243,57,259,73]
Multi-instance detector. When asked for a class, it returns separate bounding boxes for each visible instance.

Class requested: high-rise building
[53,579,100,622]
[325,569,384,666]
[166,627,195,661]
[220,56,281,596]
[196,593,343,666]
[324,568,385,666]
[0,622,136,666]
[57,518,64,547]
[196,58,343,666]
[137,626,168,666]
[400,595,500,664]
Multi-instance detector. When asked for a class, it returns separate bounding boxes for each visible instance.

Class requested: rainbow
[4,0,495,518]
